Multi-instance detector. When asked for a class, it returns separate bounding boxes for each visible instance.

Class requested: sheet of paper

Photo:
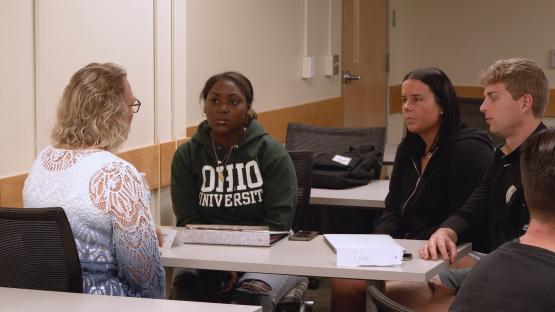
[324,234,403,267]
[160,227,179,249]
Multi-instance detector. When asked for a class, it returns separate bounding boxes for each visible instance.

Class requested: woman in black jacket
[331,68,494,312]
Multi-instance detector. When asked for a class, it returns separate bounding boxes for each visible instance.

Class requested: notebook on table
[182,224,290,247]
[324,234,403,266]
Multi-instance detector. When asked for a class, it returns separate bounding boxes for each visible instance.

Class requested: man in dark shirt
[450,128,555,312]
[420,58,549,260]
[411,58,549,310]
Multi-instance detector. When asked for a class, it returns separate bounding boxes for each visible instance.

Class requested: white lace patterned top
[23,146,165,298]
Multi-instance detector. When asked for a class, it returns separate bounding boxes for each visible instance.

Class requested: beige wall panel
[307,0,341,77]
[387,0,404,87]
[156,0,173,142]
[172,0,188,138]
[157,0,188,225]
[306,0,328,56]
[389,0,555,86]
[388,0,555,138]
[387,113,404,145]
[0,0,35,177]
[35,0,155,152]
[330,0,342,54]
[159,187,175,226]
[185,0,341,128]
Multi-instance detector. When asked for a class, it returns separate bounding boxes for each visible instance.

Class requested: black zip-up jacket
[442,123,547,253]
[375,128,494,240]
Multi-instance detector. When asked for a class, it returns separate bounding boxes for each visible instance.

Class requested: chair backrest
[285,123,386,155]
[0,207,83,293]
[287,150,314,232]
[367,285,414,312]
[285,123,386,179]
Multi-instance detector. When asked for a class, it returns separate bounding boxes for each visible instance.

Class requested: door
[342,0,388,127]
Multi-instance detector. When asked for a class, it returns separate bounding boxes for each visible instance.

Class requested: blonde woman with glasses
[23,63,165,298]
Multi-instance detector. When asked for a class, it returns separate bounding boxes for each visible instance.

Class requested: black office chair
[275,151,315,312]
[367,285,414,312]
[287,150,314,232]
[0,207,83,293]
[285,123,386,234]
[285,123,386,165]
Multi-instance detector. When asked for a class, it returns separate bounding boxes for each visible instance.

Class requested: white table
[0,287,262,312]
[162,235,471,283]
[310,180,389,208]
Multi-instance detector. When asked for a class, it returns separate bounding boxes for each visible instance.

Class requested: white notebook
[324,234,403,267]
[181,224,289,247]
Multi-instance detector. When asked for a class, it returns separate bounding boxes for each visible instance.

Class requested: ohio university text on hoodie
[171,120,297,231]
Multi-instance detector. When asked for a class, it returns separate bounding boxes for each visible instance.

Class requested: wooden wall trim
[0,174,27,208]
[0,97,341,208]
[186,96,344,142]
[118,144,161,190]
[160,141,177,188]
[258,96,344,142]
[546,89,555,117]
[0,139,189,208]
[389,85,402,115]
[390,85,555,117]
[160,138,189,188]
[454,86,486,99]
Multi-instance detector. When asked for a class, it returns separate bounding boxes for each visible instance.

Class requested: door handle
[343,71,362,84]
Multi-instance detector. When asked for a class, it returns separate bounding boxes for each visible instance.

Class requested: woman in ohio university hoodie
[170,71,299,312]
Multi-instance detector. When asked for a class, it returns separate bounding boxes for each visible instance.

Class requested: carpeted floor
[304,277,331,312]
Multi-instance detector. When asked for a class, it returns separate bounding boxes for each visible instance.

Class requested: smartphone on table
[288,230,319,241]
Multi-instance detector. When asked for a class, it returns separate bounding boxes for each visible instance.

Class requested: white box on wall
[324,54,340,77]
[302,56,315,79]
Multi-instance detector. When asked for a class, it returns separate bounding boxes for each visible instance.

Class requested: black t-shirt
[450,241,555,312]
[442,123,547,252]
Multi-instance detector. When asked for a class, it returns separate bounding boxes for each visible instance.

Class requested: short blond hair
[52,63,129,150]
[480,58,549,118]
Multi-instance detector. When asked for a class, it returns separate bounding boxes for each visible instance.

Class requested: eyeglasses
[130,99,142,114]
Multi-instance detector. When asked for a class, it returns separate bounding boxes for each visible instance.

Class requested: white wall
[387,0,555,145]
[1,0,188,180]
[1,0,341,177]
[185,0,342,129]
[389,0,555,86]
[1,0,342,225]
[36,0,155,150]
[386,0,405,145]
[0,0,35,176]
[1,0,188,224]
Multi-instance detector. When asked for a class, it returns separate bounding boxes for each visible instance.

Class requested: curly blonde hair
[52,63,129,150]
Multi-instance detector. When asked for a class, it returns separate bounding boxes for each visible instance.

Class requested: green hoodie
[171,120,297,231]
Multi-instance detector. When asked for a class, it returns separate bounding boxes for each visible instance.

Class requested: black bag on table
[312,145,381,189]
